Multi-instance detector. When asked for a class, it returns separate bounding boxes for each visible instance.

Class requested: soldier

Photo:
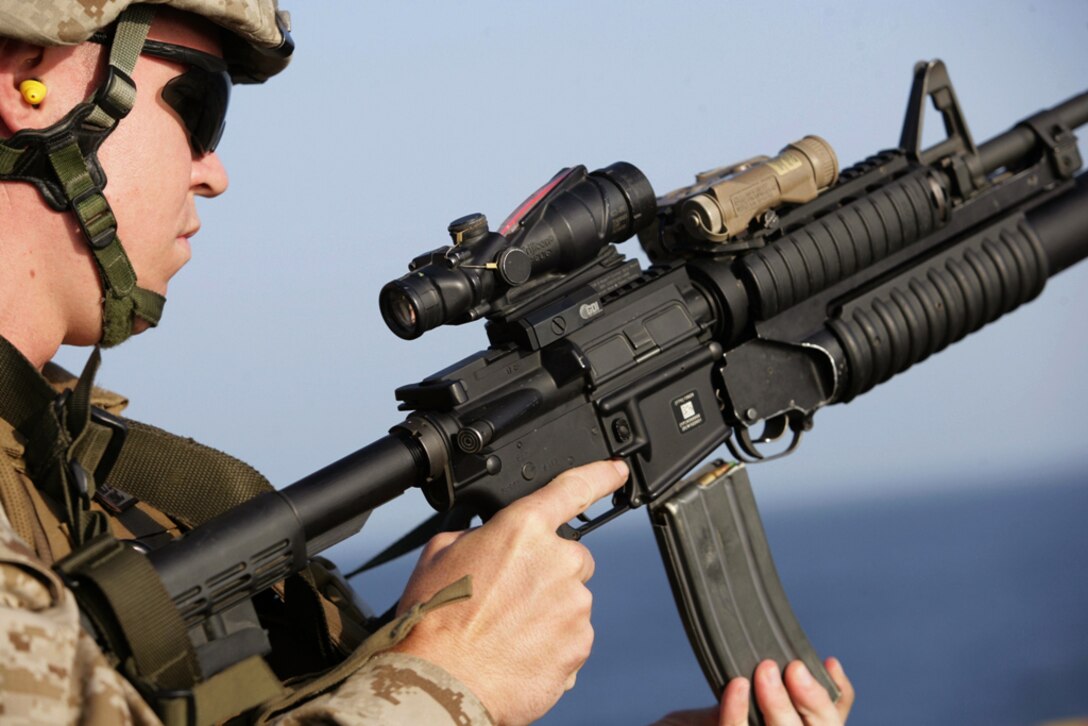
[0,2,852,724]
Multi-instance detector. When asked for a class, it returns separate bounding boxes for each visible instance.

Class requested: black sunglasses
[90,34,231,155]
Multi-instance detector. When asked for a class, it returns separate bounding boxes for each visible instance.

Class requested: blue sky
[57,0,1088,542]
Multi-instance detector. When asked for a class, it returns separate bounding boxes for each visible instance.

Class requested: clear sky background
[57,2,1086,559]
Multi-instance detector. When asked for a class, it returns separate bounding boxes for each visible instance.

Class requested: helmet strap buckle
[69,184,118,249]
[92,66,137,123]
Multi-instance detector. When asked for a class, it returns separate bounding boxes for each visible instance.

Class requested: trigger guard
[727,425,804,464]
[755,416,788,444]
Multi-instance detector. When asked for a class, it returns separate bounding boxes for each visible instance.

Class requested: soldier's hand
[652,658,855,726]
[390,459,629,726]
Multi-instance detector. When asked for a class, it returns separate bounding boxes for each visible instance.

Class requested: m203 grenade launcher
[62,61,1088,726]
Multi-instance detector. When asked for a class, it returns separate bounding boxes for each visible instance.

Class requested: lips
[176,225,198,259]
[177,219,200,247]
[180,208,202,241]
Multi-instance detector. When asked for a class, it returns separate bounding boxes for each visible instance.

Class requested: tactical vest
[0,336,371,724]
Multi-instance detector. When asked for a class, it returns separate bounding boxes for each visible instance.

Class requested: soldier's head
[0,2,292,349]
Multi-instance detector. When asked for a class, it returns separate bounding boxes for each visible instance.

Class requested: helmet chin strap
[0,6,165,348]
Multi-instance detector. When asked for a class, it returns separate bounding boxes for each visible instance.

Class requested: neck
[0,187,102,369]
[0,253,68,368]
[0,323,61,370]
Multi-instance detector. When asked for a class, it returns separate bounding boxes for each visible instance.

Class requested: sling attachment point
[56,533,287,726]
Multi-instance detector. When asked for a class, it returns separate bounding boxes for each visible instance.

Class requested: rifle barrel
[979,91,1088,174]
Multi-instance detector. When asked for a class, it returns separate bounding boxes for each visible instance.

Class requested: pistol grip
[649,461,838,726]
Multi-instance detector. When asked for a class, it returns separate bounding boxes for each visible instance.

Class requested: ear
[0,40,95,135]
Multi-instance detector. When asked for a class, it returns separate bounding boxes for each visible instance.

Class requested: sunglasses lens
[161,68,231,154]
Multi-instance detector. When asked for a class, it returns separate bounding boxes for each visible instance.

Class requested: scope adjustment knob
[448,213,489,244]
[497,248,532,286]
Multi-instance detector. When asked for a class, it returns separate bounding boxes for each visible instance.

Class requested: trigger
[557,523,581,541]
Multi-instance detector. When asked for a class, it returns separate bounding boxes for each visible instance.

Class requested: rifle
[61,60,1088,724]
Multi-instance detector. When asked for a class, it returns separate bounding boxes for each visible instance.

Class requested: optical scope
[379,162,656,339]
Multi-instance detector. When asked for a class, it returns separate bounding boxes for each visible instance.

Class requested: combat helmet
[0,1,293,346]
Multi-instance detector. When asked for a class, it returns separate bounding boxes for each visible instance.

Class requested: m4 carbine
[62,61,1088,725]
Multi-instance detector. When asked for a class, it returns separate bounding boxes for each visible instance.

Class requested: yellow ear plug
[19,79,46,106]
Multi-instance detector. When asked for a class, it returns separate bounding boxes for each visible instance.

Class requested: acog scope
[379,162,656,339]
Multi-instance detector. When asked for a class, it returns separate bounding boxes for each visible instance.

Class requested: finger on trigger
[523,460,629,529]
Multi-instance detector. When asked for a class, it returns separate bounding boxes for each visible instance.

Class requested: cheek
[100,106,191,199]
[97,100,194,238]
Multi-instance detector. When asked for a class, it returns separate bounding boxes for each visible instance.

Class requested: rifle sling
[347,506,475,578]
[0,336,108,548]
[54,533,202,689]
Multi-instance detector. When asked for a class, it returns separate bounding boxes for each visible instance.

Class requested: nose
[192,150,229,198]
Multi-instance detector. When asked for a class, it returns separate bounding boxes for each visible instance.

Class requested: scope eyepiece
[380,284,425,339]
[380,268,480,340]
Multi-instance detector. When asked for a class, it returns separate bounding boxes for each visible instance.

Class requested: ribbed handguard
[741,168,947,319]
[830,213,1048,401]
[650,461,837,726]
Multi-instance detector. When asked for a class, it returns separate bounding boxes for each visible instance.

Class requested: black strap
[0,336,57,421]
[0,336,108,547]
[345,507,474,579]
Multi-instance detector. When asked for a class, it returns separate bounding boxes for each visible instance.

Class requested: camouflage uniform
[0,376,493,725]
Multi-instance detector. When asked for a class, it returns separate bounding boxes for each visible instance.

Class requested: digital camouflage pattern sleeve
[0,510,162,725]
[275,652,494,725]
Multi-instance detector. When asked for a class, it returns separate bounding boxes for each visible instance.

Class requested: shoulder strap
[56,533,287,726]
[0,334,270,539]
[0,336,109,547]
[0,335,62,427]
[0,427,45,552]
[107,420,274,528]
